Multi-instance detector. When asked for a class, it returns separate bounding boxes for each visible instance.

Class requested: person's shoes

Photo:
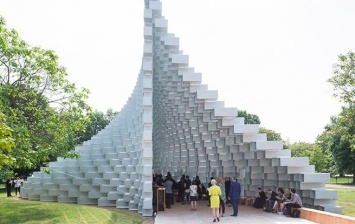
[217,217,220,222]
[213,219,216,222]
[221,213,224,217]
[230,214,237,217]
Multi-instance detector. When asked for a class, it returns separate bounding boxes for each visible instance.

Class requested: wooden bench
[300,207,355,224]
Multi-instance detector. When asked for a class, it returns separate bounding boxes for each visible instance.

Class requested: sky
[1,0,355,143]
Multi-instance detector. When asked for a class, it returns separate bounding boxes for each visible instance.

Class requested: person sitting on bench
[284,188,302,217]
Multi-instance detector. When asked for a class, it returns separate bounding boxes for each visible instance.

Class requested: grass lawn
[328,176,354,184]
[0,188,144,224]
[327,187,355,218]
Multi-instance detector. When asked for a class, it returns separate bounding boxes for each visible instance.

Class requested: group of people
[153,173,241,223]
[208,176,241,222]
[5,177,22,197]
[252,187,303,217]
[153,173,202,209]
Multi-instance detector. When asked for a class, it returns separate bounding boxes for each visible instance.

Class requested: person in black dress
[252,188,267,209]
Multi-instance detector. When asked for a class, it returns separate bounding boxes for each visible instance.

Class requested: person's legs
[168,194,173,208]
[7,187,11,197]
[231,198,237,215]
[280,202,285,212]
[286,203,293,216]
[190,198,194,210]
[220,198,225,215]
[235,198,239,215]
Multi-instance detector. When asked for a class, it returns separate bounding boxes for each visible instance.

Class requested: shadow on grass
[1,199,60,223]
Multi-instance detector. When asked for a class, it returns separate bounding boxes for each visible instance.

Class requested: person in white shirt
[189,180,198,211]
[14,177,22,196]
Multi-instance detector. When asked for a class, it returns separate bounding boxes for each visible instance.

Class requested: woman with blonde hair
[209,179,221,222]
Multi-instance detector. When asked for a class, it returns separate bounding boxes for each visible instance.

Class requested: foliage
[238,110,288,147]
[318,52,355,183]
[0,111,15,168]
[317,108,355,183]
[289,141,330,173]
[0,16,91,171]
[259,127,282,141]
[328,52,355,105]
[0,189,144,224]
[76,109,118,144]
[237,110,260,124]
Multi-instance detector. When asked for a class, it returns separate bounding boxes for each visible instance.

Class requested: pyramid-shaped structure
[21,0,341,216]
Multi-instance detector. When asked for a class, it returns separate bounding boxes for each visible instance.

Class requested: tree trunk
[353,173,355,184]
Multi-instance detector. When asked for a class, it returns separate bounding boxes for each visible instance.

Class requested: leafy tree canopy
[319,51,355,183]
[0,16,91,171]
[317,107,355,182]
[289,141,330,173]
[0,111,15,169]
[328,52,355,105]
[77,109,118,144]
[237,110,260,124]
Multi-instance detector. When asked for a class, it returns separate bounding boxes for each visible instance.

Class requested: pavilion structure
[21,0,341,216]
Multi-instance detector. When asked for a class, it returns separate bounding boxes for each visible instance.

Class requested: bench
[300,207,355,224]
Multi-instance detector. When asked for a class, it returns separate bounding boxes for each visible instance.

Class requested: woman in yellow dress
[209,179,221,222]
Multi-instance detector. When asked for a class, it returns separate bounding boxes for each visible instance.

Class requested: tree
[289,141,330,173]
[317,108,355,182]
[318,51,355,183]
[259,127,282,141]
[237,110,260,124]
[0,16,91,171]
[77,109,118,144]
[328,52,355,105]
[0,111,15,169]
[237,110,289,147]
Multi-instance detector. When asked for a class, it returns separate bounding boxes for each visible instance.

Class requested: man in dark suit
[228,176,241,216]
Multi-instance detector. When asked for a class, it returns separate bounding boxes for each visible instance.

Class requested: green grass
[328,176,355,184]
[328,187,355,217]
[0,188,143,224]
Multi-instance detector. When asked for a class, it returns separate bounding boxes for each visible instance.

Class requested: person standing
[189,180,198,211]
[6,178,12,197]
[224,177,231,206]
[195,176,201,200]
[185,175,192,202]
[207,177,214,206]
[162,176,173,208]
[209,179,221,222]
[178,175,186,203]
[14,177,22,196]
[216,177,226,217]
[228,176,241,217]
